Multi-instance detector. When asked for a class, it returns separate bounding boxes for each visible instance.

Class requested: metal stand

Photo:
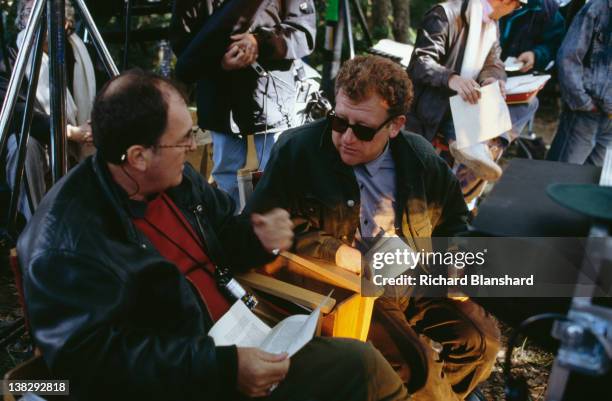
[544,150,612,400]
[544,226,612,400]
[321,0,372,97]
[123,0,132,71]
[0,0,119,244]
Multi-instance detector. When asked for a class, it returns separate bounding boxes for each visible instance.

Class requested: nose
[342,127,358,145]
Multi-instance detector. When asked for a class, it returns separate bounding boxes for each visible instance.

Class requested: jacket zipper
[192,204,209,250]
[190,203,215,325]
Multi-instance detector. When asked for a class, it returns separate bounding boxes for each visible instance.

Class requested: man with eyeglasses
[245,55,501,401]
[17,69,410,401]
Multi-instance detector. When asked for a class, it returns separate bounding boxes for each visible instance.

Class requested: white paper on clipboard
[450,82,512,149]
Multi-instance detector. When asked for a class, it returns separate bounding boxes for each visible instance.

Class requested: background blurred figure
[171,0,316,205]
[16,0,96,157]
[499,0,565,74]
[547,0,611,166]
[499,0,565,136]
[4,0,96,220]
[407,0,524,206]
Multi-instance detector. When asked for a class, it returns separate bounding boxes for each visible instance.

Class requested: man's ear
[125,145,150,172]
[389,115,406,139]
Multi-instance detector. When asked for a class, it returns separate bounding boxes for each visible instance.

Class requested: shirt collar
[361,142,392,177]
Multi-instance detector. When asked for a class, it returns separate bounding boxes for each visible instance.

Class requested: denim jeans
[211,131,282,205]
[547,107,612,166]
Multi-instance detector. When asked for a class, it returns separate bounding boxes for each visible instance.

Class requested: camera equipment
[321,0,373,98]
[504,151,612,401]
[0,0,118,247]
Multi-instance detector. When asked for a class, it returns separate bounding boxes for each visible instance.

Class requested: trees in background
[316,0,438,45]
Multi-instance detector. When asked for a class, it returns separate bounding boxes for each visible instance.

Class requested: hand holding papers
[450,82,512,149]
[209,292,331,357]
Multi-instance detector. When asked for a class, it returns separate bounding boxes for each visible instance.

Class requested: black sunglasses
[327,110,397,142]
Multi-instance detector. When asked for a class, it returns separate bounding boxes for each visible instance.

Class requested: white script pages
[450,82,512,149]
[208,298,323,356]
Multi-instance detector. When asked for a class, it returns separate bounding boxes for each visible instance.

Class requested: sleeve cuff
[253,29,276,59]
[444,71,457,89]
[216,345,238,393]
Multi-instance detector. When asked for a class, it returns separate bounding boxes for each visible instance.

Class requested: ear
[124,145,151,172]
[389,115,406,139]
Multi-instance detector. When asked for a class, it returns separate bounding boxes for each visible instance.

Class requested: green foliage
[411,0,439,28]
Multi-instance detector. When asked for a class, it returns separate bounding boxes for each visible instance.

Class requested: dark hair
[335,55,413,117]
[91,69,188,164]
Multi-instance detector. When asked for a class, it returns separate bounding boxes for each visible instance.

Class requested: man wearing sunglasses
[246,55,500,401]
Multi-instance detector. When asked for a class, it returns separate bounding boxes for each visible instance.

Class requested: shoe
[450,141,502,181]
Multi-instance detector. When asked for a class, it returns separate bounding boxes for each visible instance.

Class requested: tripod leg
[47,0,69,182]
[0,0,46,160]
[350,0,372,47]
[123,0,132,71]
[7,16,47,234]
[321,1,345,97]
[342,0,355,59]
[73,0,119,77]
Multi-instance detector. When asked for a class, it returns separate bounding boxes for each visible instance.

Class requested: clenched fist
[251,208,294,253]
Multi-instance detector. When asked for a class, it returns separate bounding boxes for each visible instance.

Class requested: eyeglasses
[327,110,397,142]
[154,126,199,149]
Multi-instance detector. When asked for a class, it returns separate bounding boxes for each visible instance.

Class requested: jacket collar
[319,120,355,180]
[91,154,197,243]
[91,154,142,242]
[389,132,426,208]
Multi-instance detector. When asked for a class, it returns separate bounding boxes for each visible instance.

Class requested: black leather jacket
[17,155,272,401]
[406,0,506,141]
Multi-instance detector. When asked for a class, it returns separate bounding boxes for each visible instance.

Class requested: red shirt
[132,193,231,321]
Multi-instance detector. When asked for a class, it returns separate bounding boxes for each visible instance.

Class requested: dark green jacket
[245,119,468,261]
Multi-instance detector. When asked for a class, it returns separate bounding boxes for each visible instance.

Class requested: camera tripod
[543,151,612,400]
[544,233,612,399]
[321,0,372,97]
[0,0,119,244]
